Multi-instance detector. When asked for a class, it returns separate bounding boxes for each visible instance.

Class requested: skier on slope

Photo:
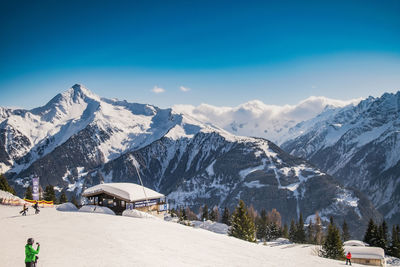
[33,201,40,215]
[20,204,29,216]
[25,238,40,267]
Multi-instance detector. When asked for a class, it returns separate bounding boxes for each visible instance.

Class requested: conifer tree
[59,191,67,204]
[222,207,230,225]
[43,185,56,202]
[25,186,33,200]
[377,220,389,252]
[181,207,187,221]
[364,219,379,246]
[228,200,256,242]
[289,219,297,243]
[322,220,345,260]
[296,213,306,243]
[282,223,289,239]
[0,174,16,195]
[341,220,350,242]
[389,225,400,258]
[256,209,268,241]
[202,204,209,221]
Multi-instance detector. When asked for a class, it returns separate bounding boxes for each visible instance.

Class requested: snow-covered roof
[344,246,385,259]
[82,183,164,202]
[343,240,368,247]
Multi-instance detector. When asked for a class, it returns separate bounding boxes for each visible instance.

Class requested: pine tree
[341,220,350,242]
[267,222,281,241]
[25,186,33,200]
[181,207,187,221]
[389,225,400,258]
[228,200,256,242]
[322,221,345,260]
[43,185,56,202]
[222,207,230,225]
[377,220,389,252]
[314,212,323,245]
[282,223,289,239]
[202,204,209,221]
[59,191,67,204]
[364,219,379,246]
[289,219,297,243]
[256,209,268,241]
[0,174,16,195]
[296,213,306,243]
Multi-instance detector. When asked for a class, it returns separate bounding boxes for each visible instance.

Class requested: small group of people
[20,202,40,216]
[25,238,40,267]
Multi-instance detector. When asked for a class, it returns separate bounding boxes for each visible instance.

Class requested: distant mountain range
[282,91,400,226]
[0,84,389,238]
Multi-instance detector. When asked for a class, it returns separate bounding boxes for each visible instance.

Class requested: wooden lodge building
[82,183,166,215]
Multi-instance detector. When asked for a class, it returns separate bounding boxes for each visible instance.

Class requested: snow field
[0,205,370,267]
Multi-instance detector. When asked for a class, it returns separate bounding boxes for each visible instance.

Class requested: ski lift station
[343,240,386,267]
[82,183,167,215]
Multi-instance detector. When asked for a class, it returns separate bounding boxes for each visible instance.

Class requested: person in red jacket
[346,251,352,266]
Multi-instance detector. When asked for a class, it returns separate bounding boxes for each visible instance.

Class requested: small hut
[82,183,166,215]
[344,241,386,267]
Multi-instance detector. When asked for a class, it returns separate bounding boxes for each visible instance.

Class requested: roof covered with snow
[82,183,164,202]
[344,246,385,259]
[343,240,368,247]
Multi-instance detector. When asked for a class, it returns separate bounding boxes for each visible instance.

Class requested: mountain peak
[68,84,99,100]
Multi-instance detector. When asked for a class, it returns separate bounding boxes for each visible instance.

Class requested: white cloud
[151,86,165,94]
[173,96,361,144]
[179,86,190,92]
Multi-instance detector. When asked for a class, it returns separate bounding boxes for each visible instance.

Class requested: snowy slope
[0,205,374,267]
[173,96,360,144]
[282,91,400,225]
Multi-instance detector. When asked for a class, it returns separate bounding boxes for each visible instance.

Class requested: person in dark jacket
[20,204,28,216]
[33,201,40,214]
[346,251,352,265]
[25,238,40,267]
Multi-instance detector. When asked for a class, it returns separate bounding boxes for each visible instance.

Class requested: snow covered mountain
[0,85,380,237]
[173,97,360,144]
[282,91,400,226]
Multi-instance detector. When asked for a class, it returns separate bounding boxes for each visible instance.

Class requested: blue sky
[0,0,399,108]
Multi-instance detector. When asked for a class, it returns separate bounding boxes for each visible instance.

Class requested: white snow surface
[191,220,229,234]
[78,205,116,215]
[82,182,164,202]
[122,209,156,219]
[56,202,78,212]
[0,205,377,267]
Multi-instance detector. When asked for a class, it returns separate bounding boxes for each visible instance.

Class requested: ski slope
[0,205,374,267]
